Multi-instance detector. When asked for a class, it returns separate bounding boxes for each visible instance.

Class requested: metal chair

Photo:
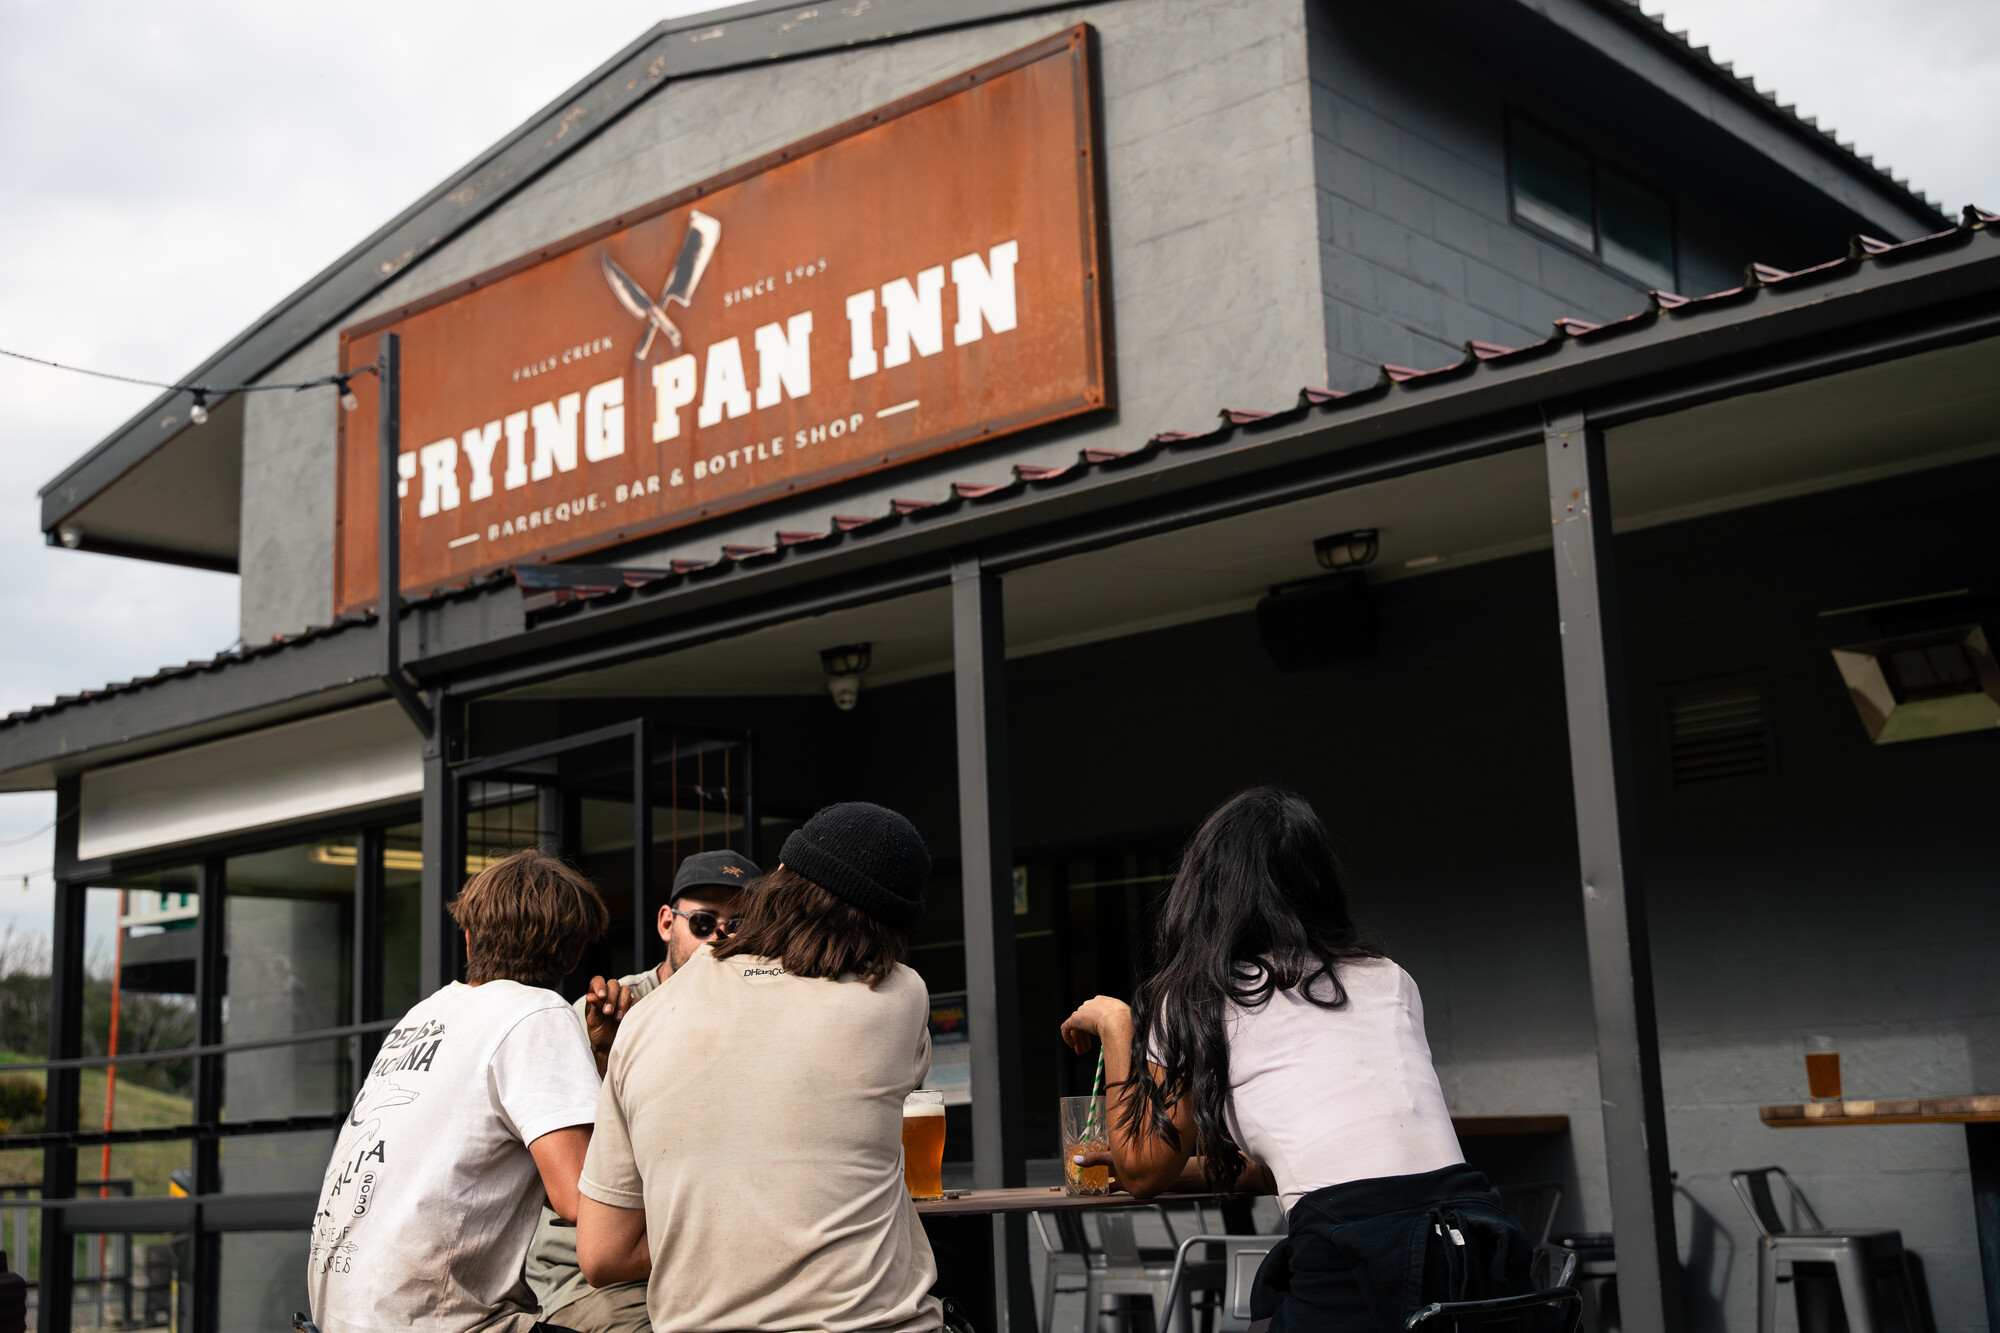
[1495,1182,1565,1248]
[1035,1204,1228,1333]
[1404,1283,1582,1333]
[1031,1210,1096,1333]
[1159,1231,1288,1333]
[1729,1166,1931,1333]
[1092,1209,1222,1333]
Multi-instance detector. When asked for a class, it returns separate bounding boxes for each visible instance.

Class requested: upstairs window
[1508,113,1677,291]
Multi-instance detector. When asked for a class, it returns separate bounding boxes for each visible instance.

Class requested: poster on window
[928,990,973,1107]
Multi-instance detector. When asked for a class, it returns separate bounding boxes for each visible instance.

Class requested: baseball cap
[670,849,763,903]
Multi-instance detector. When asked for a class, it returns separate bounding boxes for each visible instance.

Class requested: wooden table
[916,1185,1226,1217]
[1761,1094,2000,1332]
[554,1183,1213,1223]
[915,1115,1569,1328]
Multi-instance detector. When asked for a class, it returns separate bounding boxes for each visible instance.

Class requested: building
[6,1,1997,1331]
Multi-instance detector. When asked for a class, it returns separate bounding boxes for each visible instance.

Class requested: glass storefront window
[383,823,423,1020]
[220,1229,310,1333]
[221,844,354,1195]
[68,1226,191,1333]
[80,879,200,1203]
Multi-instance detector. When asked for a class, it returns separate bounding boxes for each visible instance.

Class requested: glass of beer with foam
[1805,1034,1842,1101]
[903,1089,947,1200]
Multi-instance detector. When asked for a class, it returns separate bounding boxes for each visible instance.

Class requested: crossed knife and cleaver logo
[599,211,722,359]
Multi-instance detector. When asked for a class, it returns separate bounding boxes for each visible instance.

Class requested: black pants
[1249,1162,1535,1333]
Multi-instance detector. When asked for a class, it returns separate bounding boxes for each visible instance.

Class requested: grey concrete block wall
[240,330,342,645]
[238,0,1330,644]
[1300,0,1874,390]
[234,0,1904,645]
[1306,1,1656,385]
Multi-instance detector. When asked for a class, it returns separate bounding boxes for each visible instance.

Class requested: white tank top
[1221,956,1463,1213]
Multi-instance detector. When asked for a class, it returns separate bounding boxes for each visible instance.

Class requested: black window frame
[27,798,419,1333]
[1504,108,1680,294]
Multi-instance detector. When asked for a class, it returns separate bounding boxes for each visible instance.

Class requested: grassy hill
[0,1053,196,1284]
[0,1052,195,1197]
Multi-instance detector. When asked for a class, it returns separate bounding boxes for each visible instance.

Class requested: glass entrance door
[452,723,754,991]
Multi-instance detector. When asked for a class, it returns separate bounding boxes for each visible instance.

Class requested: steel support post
[1968,1122,2000,1333]
[192,856,228,1333]
[353,826,386,1086]
[740,735,758,866]
[632,725,654,974]
[420,690,462,995]
[1544,411,1680,1333]
[377,330,432,737]
[949,555,1033,1333]
[39,781,84,1333]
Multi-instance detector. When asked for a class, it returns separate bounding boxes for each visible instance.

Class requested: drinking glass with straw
[1061,1051,1111,1195]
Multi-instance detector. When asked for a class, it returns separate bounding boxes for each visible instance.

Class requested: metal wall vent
[1667,684,1769,787]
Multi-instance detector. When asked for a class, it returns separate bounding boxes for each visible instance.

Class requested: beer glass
[1061,1095,1111,1196]
[1805,1034,1842,1101]
[903,1089,947,1200]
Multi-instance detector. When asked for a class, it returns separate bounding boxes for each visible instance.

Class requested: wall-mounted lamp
[1832,625,1999,743]
[1821,591,2000,744]
[57,524,83,549]
[1314,529,1379,571]
[820,642,873,711]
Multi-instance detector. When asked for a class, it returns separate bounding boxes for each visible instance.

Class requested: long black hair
[1125,787,1379,1191]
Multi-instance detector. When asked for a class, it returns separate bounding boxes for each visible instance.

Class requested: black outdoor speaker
[1257,572,1378,671]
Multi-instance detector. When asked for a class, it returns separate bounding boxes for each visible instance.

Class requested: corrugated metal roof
[0,571,511,729]
[519,206,1998,615]
[7,204,1995,727]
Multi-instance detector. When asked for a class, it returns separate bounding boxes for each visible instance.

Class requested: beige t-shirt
[579,949,942,1333]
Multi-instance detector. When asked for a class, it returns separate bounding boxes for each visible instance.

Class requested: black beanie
[781,802,929,932]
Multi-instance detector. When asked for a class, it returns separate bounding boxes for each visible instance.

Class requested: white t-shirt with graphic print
[308,980,601,1333]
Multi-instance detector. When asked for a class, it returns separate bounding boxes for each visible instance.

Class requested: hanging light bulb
[337,376,359,412]
[188,390,209,426]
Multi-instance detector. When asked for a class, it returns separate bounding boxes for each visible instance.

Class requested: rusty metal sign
[335,26,1107,613]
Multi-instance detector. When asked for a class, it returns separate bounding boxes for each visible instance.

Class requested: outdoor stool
[1729,1166,1931,1333]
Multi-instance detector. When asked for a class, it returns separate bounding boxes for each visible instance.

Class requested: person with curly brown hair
[308,849,609,1333]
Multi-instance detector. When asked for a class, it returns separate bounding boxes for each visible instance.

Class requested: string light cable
[0,811,68,847]
[0,345,379,421]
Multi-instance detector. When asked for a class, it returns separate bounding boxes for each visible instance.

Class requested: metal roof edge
[37,0,1103,538]
[1518,0,1948,239]
[7,215,1993,780]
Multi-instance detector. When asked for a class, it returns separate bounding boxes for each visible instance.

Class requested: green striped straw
[1083,1049,1105,1138]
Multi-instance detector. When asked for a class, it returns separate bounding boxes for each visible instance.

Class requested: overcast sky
[1,0,1996,941]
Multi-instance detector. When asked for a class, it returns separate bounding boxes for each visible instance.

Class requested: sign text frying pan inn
[335,27,1108,611]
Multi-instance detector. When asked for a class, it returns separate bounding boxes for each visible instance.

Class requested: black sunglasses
[670,906,742,940]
